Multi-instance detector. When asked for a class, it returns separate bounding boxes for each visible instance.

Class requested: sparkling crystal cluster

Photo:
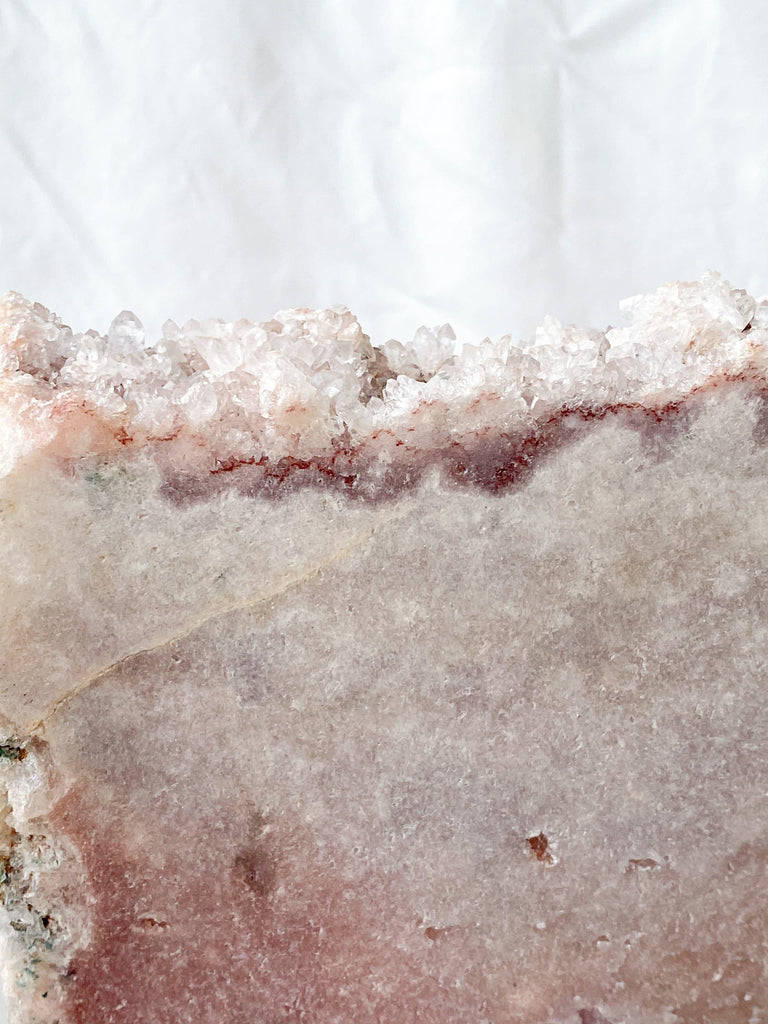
[0,271,764,478]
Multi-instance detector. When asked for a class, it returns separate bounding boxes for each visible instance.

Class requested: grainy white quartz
[1,273,767,1023]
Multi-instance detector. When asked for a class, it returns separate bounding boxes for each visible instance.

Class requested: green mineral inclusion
[84,470,108,490]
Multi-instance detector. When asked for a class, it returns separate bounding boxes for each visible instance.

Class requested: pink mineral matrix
[1,272,767,1023]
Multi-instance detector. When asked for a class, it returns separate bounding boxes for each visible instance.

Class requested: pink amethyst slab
[1,273,767,1023]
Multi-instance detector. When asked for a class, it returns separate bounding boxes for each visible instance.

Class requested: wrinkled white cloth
[1,0,766,351]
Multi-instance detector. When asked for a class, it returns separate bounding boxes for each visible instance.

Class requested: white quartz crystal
[0,270,764,479]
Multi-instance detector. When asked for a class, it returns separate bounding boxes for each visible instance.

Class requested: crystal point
[107,309,145,353]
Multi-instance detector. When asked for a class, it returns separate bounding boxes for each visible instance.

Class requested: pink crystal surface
[0,274,767,1023]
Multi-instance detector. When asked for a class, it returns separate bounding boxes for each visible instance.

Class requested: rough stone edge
[0,729,90,1024]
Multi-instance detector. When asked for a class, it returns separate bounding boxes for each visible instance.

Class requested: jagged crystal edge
[0,271,766,477]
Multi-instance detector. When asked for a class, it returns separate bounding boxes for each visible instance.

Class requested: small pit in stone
[135,917,170,931]
[527,832,554,864]
[626,857,660,873]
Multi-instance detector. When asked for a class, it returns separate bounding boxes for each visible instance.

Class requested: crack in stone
[27,512,403,735]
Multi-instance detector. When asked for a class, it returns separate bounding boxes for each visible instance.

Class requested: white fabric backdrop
[1,0,768,1014]
[2,0,768,349]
